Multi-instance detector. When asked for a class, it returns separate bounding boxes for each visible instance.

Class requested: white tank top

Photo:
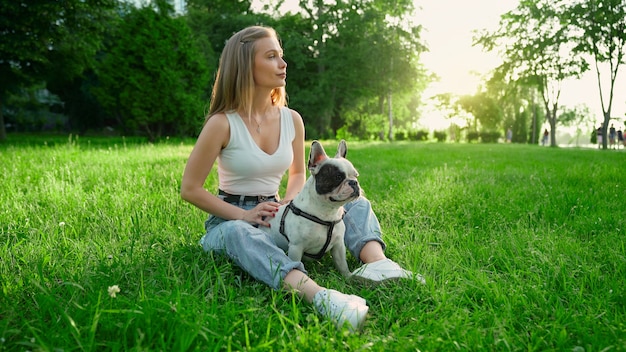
[217,107,295,196]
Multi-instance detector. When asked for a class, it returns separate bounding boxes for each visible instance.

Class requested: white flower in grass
[59,221,66,227]
[108,285,121,298]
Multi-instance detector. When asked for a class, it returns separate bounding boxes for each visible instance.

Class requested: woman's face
[253,36,287,90]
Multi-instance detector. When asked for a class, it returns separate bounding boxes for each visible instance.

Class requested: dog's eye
[336,174,343,181]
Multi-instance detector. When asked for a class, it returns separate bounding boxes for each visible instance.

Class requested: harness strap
[279,201,343,260]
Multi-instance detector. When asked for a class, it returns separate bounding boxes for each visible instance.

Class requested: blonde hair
[206,26,287,121]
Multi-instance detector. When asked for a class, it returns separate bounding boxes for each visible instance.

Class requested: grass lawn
[1,135,625,351]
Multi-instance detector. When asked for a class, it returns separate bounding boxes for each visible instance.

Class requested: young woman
[181,26,420,332]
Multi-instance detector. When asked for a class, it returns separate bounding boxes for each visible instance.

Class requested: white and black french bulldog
[265,140,361,277]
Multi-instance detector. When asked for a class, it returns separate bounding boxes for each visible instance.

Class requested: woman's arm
[180,114,279,226]
[281,109,306,203]
[181,114,239,217]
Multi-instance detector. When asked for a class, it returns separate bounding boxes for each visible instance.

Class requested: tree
[458,93,503,132]
[480,68,538,143]
[0,0,115,140]
[289,0,427,139]
[476,0,587,147]
[182,0,428,140]
[567,0,626,150]
[92,2,209,141]
[272,11,332,138]
[185,0,260,78]
[558,104,594,146]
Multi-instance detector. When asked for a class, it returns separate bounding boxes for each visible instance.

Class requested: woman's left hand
[243,201,281,227]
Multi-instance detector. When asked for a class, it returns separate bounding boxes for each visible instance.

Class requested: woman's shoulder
[205,112,230,128]
[283,107,303,124]
[200,112,230,147]
[283,108,304,140]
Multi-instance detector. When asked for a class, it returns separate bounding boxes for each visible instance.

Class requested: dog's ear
[308,140,328,174]
[335,139,347,158]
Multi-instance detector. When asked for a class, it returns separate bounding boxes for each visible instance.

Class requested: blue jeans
[199,196,387,290]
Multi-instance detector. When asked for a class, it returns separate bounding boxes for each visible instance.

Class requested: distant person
[542,129,549,146]
[506,128,512,143]
[609,124,616,149]
[597,126,603,149]
[617,127,624,149]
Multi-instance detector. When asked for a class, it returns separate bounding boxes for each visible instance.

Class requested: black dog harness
[279,201,343,260]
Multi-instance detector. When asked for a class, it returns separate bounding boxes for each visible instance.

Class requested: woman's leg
[201,217,369,331]
[343,197,424,283]
[284,269,368,331]
[201,219,304,290]
[342,196,387,261]
[283,269,322,303]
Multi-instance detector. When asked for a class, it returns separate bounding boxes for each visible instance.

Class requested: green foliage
[0,0,115,95]
[185,0,261,85]
[408,130,429,141]
[433,130,447,142]
[466,130,501,143]
[590,128,598,144]
[566,0,626,149]
[482,68,537,143]
[2,0,429,141]
[512,108,530,143]
[1,137,625,350]
[3,84,65,132]
[467,131,480,143]
[92,3,209,141]
[558,104,592,127]
[281,0,427,138]
[394,130,406,141]
[475,0,589,147]
[479,130,501,143]
[158,0,430,140]
[335,125,353,141]
[458,93,503,131]
[0,0,116,140]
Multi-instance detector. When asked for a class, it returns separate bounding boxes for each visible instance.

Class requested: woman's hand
[242,201,281,227]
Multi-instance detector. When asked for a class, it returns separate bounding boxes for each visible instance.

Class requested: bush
[434,130,447,142]
[335,126,353,141]
[408,130,429,141]
[394,131,406,141]
[480,131,501,143]
[590,129,597,144]
[92,4,209,141]
[467,131,480,143]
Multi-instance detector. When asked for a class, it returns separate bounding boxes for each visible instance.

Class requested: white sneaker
[313,289,368,332]
[351,259,426,284]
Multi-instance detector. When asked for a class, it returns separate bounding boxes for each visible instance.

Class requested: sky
[413,0,516,97]
[413,0,626,130]
[252,0,626,129]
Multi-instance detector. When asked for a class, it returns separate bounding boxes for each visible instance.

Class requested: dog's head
[307,140,361,203]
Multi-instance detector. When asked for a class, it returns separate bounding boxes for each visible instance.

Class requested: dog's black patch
[314,163,346,195]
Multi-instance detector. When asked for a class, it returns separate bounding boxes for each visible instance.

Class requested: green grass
[1,135,625,351]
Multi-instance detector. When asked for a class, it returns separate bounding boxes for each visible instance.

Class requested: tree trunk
[602,112,611,150]
[387,91,393,141]
[550,116,557,147]
[0,101,6,141]
[531,99,537,145]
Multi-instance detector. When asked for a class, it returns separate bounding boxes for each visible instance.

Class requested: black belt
[218,190,277,204]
